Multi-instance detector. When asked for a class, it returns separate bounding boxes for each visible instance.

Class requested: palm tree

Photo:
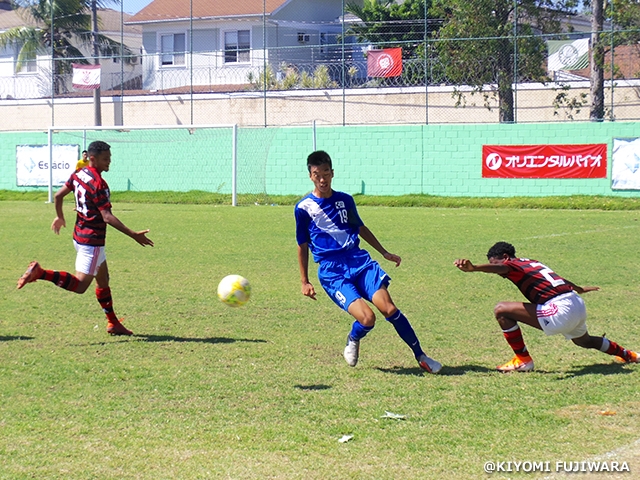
[0,0,133,94]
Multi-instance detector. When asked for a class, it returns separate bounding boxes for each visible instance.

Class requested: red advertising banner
[482,144,607,179]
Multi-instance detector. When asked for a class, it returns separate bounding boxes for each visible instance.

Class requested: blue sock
[386,310,423,359]
[349,321,373,341]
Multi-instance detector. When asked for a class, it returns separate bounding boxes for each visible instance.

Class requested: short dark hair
[82,150,87,154]
[487,241,516,259]
[307,150,332,172]
[87,141,110,156]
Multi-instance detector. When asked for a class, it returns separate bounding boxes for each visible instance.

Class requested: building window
[224,30,250,63]
[21,58,37,73]
[161,33,185,66]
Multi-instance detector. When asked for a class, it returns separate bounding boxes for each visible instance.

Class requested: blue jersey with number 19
[295,191,364,263]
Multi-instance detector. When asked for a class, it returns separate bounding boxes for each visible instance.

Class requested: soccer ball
[217,274,251,307]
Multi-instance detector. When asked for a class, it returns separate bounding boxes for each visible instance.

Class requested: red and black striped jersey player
[17,140,154,335]
[454,241,638,372]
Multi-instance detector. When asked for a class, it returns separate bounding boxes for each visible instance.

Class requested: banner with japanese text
[482,144,607,179]
[367,48,402,77]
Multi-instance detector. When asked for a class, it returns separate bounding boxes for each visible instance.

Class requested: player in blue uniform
[295,150,441,373]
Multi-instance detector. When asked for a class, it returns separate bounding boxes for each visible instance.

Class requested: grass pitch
[1,200,639,479]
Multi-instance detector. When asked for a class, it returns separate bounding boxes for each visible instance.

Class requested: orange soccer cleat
[17,261,44,289]
[497,355,534,372]
[107,319,133,336]
[614,350,638,364]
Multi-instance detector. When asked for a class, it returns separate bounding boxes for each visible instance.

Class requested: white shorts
[74,241,106,276]
[537,291,587,339]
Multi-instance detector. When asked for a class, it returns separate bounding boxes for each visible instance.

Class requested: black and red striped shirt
[64,167,111,246]
[501,257,573,304]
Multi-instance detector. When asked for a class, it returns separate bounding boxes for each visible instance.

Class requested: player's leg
[95,261,132,336]
[318,261,369,366]
[571,333,638,363]
[493,302,537,372]
[369,287,440,373]
[17,260,89,293]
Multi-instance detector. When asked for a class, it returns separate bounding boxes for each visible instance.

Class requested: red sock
[503,326,532,360]
[96,287,118,323]
[42,270,80,292]
[604,339,631,361]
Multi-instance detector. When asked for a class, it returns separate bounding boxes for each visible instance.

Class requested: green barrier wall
[2,123,639,197]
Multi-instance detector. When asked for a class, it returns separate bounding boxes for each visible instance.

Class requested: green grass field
[1,199,640,479]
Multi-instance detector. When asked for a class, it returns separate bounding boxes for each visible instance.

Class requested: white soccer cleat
[343,336,360,367]
[417,353,442,374]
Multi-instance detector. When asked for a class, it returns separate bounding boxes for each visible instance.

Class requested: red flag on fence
[72,63,101,90]
[367,48,403,77]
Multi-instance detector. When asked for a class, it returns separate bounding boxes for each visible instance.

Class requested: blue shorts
[318,249,390,311]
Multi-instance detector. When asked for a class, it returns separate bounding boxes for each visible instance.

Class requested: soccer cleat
[614,350,638,364]
[17,261,44,289]
[417,353,442,374]
[343,335,360,367]
[107,319,133,336]
[497,355,534,372]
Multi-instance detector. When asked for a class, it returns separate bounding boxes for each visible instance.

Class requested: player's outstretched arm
[297,243,316,300]
[454,259,509,275]
[565,280,600,294]
[359,226,401,266]
[100,209,154,247]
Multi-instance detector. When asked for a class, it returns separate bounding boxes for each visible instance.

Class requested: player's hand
[132,229,154,247]
[383,252,401,267]
[51,217,66,235]
[302,282,317,300]
[454,259,475,272]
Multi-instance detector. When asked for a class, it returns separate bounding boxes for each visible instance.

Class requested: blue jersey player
[295,150,441,373]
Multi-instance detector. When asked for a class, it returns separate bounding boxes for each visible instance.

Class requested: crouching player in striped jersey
[295,150,441,373]
[17,141,154,335]
[454,241,638,372]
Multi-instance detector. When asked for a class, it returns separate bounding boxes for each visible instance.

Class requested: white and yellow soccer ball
[217,274,251,307]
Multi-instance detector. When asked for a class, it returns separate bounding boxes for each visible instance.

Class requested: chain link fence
[0,0,638,129]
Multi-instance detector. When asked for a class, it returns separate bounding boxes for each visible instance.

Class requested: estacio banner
[367,48,402,77]
[482,144,607,179]
[72,63,101,90]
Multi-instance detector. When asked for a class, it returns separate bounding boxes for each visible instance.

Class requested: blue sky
[122,0,154,15]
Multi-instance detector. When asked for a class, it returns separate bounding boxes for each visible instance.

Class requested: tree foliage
[430,0,576,123]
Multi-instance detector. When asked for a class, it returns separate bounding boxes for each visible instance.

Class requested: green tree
[584,0,640,121]
[0,0,133,94]
[431,0,571,123]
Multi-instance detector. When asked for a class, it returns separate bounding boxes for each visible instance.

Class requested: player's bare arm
[359,226,401,266]
[564,279,600,294]
[454,259,509,275]
[297,243,316,300]
[100,209,154,247]
[51,184,72,234]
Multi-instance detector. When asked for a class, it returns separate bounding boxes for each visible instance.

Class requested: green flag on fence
[547,38,590,71]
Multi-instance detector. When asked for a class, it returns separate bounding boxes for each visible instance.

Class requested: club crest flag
[367,48,402,77]
[547,38,589,71]
[72,63,101,90]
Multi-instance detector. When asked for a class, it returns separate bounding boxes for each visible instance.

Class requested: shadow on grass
[376,364,495,376]
[294,384,332,391]
[80,335,268,346]
[557,362,634,378]
[0,335,34,342]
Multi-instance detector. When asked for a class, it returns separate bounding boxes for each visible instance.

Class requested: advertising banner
[16,145,78,186]
[482,144,607,179]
